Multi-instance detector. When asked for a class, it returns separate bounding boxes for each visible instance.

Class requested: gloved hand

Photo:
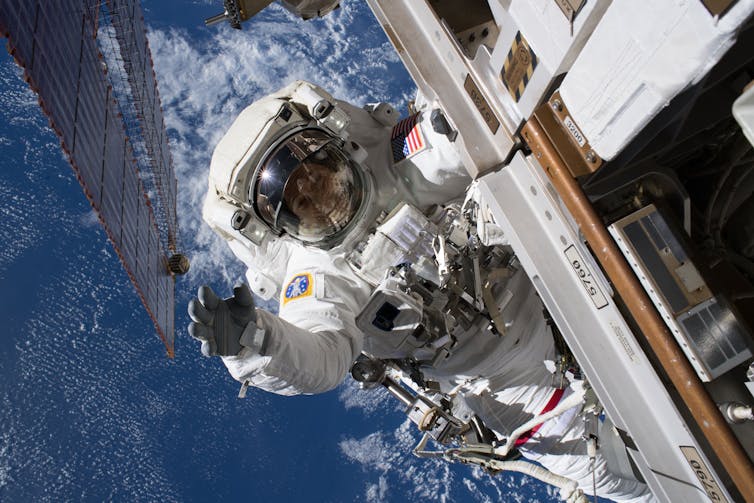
[188,284,258,357]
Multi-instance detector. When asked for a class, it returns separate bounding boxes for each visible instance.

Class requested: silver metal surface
[364,1,751,499]
[476,152,733,502]
[366,0,517,178]
[204,12,229,26]
[609,206,753,381]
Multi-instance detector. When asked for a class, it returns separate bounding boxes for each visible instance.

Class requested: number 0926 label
[564,245,608,309]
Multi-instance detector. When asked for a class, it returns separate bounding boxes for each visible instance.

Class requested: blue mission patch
[283,273,313,305]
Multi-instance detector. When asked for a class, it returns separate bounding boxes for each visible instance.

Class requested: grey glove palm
[188,284,257,357]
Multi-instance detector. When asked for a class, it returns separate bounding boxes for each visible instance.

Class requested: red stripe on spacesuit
[514,387,565,447]
[391,114,418,139]
[407,128,418,151]
[408,125,423,151]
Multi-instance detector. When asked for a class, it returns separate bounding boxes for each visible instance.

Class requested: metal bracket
[530,91,603,177]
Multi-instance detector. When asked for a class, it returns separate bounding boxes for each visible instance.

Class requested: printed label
[464,75,499,134]
[564,245,608,309]
[609,322,637,363]
[563,115,586,147]
[680,446,729,502]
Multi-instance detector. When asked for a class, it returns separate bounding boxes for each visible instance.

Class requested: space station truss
[1,0,179,356]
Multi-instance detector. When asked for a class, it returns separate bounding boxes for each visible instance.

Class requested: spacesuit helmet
[204,81,378,252]
[252,127,366,246]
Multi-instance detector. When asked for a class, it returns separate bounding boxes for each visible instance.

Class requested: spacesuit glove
[187,284,260,357]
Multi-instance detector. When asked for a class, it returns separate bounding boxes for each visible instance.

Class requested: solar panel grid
[157,259,168,303]
[54,88,78,150]
[2,0,177,355]
[165,275,175,350]
[100,134,125,248]
[107,0,130,23]
[109,141,172,354]
[131,5,147,57]
[83,0,100,38]
[104,102,128,248]
[130,58,170,225]
[143,70,156,127]
[147,88,158,139]
[145,53,157,114]
[34,5,75,63]
[155,259,172,350]
[136,175,154,282]
[53,85,79,147]
[134,62,149,111]
[73,68,108,206]
[54,19,85,84]
[31,49,67,117]
[121,152,140,276]
[143,82,156,130]
[74,129,105,210]
[31,12,80,150]
[76,146,106,212]
[147,220,161,325]
[164,149,177,229]
[37,2,80,46]
[156,275,169,349]
[97,7,172,288]
[107,0,178,252]
[135,179,152,299]
[124,208,171,355]
[154,130,178,249]
[1,1,36,68]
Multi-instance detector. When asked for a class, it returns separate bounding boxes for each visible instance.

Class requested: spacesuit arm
[220,308,362,395]
[221,248,372,396]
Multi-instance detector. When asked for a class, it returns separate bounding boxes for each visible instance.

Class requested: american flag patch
[391,113,426,163]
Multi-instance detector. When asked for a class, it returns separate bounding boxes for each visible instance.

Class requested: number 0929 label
[564,245,608,309]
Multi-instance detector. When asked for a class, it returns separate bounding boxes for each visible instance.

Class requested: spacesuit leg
[463,380,654,501]
[519,406,656,502]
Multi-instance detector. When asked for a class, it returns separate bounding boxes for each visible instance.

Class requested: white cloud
[0,413,11,489]
[463,478,494,503]
[338,377,396,416]
[339,419,455,502]
[366,475,390,503]
[338,410,560,502]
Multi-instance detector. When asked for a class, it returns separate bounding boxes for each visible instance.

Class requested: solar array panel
[104,0,178,253]
[1,0,177,356]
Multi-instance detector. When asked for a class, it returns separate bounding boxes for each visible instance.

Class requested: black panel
[683,313,727,370]
[624,221,689,314]
[708,301,750,354]
[646,211,687,263]
[641,215,667,253]
[701,308,735,360]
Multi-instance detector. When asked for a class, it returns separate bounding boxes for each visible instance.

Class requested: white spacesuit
[189,80,654,502]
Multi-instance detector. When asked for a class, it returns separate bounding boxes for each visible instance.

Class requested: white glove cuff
[239,318,267,354]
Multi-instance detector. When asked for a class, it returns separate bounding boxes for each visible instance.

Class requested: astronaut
[188,80,654,502]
